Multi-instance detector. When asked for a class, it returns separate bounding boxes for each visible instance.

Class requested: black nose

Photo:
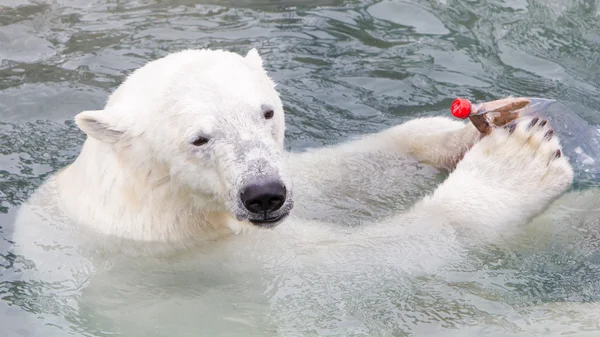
[240,181,286,214]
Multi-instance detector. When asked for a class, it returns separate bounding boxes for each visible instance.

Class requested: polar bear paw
[436,117,574,234]
[462,117,573,192]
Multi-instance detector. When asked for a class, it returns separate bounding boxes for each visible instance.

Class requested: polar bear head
[73,49,293,229]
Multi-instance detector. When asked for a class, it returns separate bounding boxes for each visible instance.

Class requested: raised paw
[452,117,574,223]
[419,117,574,241]
[493,118,568,173]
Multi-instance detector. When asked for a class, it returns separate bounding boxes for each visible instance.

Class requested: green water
[2,0,600,336]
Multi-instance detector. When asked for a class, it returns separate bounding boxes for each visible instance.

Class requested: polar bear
[7,48,575,336]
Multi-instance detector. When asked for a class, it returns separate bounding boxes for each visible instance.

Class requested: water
[2,0,600,336]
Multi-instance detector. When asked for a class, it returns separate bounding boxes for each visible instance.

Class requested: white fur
[8,48,577,335]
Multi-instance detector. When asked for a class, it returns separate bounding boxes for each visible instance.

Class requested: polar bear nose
[240,181,287,214]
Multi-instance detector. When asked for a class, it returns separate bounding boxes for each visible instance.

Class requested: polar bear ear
[75,110,125,144]
[245,48,263,69]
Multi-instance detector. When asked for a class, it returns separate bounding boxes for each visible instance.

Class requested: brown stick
[469,97,532,134]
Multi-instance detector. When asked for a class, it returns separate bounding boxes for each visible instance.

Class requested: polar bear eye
[264,110,274,119]
[191,136,209,146]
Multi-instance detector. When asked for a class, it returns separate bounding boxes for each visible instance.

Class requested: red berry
[451,98,472,119]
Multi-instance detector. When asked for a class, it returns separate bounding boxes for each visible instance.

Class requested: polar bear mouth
[248,214,287,228]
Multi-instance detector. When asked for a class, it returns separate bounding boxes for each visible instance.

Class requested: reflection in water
[1,0,600,336]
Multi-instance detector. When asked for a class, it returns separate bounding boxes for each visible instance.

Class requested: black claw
[504,122,517,134]
[526,117,539,130]
[554,149,562,159]
[538,120,547,128]
[544,129,554,140]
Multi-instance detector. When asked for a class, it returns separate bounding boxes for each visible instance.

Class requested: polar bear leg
[376,116,483,170]
[288,117,483,220]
